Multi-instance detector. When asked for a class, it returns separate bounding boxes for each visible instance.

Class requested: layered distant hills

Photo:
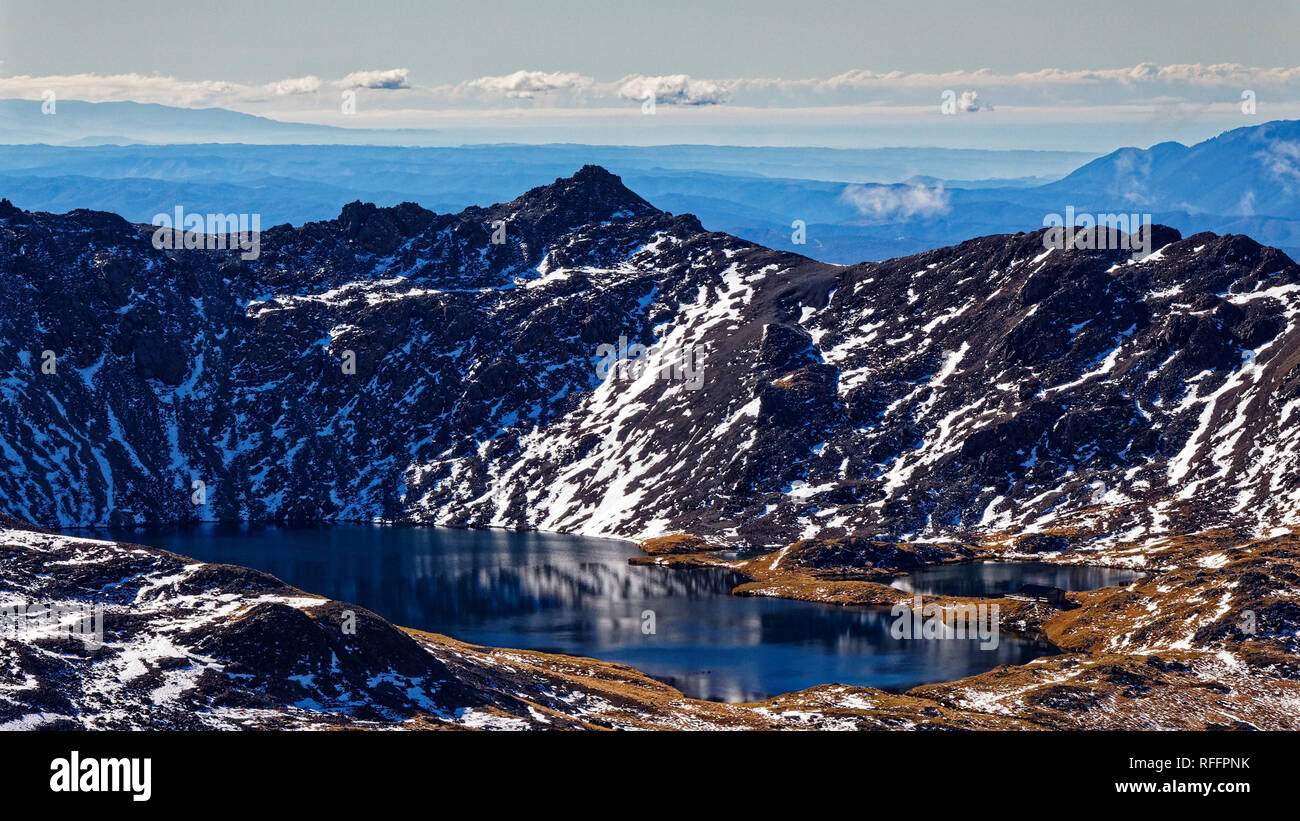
[2,167,1298,548]
[1038,119,1300,216]
[3,116,1300,262]
[0,136,1089,264]
[0,99,436,146]
[958,119,1300,258]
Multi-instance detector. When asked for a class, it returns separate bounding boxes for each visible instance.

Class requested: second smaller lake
[889,561,1143,598]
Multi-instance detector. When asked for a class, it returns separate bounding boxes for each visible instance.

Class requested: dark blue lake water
[889,561,1143,598]
[91,524,1064,702]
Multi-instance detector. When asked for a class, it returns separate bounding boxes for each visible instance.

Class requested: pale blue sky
[2,0,1298,150]
[4,0,1298,81]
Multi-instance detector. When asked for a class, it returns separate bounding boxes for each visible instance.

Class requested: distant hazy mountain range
[952,119,1300,259]
[2,101,1300,261]
[0,99,442,146]
[0,138,1094,259]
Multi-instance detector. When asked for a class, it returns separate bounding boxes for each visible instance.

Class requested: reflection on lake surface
[90,524,1058,703]
[889,561,1144,598]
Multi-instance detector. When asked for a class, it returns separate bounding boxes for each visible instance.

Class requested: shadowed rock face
[2,167,1300,548]
[0,527,479,728]
[1,526,649,729]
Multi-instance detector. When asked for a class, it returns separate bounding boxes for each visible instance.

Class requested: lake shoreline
[59,522,1058,702]
[4,519,1295,728]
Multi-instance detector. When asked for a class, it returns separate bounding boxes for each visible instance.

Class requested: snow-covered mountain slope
[2,167,1299,547]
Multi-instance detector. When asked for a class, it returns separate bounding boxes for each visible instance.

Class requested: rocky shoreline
[630,526,1300,729]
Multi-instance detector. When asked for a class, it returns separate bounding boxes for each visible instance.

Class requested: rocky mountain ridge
[1,166,1299,552]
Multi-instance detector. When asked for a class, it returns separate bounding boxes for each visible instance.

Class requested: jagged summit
[328,165,657,224]
[337,200,436,236]
[489,164,660,225]
[235,166,686,290]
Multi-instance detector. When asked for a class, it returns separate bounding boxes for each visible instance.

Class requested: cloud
[6,62,1300,116]
[958,90,984,112]
[0,72,244,107]
[818,63,1300,91]
[840,183,951,220]
[616,74,730,106]
[1107,150,1156,206]
[755,63,1300,109]
[465,70,591,98]
[0,69,406,108]
[338,69,410,90]
[1238,190,1258,215]
[1258,140,1300,190]
[267,76,321,96]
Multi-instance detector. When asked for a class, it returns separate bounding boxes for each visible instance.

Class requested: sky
[3,0,1300,150]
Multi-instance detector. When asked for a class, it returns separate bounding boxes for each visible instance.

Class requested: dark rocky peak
[247,166,681,293]
[323,166,657,252]
[0,200,133,236]
[491,164,660,228]
[335,200,438,255]
[408,165,687,286]
[67,206,129,225]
